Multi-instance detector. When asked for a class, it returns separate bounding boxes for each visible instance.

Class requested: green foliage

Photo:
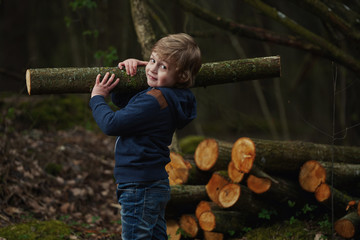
[0,220,71,240]
[8,95,98,131]
[44,163,63,176]
[317,215,331,232]
[179,135,205,154]
[301,204,317,214]
[288,200,296,208]
[83,29,99,38]
[69,0,97,11]
[94,46,119,67]
[258,208,278,220]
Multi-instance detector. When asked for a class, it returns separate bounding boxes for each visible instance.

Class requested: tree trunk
[198,209,248,232]
[335,211,360,239]
[249,138,360,174]
[319,161,360,195]
[167,185,209,217]
[129,0,156,60]
[25,56,280,95]
[194,138,233,171]
[317,186,355,218]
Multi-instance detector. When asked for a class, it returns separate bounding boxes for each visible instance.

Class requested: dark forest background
[1,0,360,239]
[1,0,360,145]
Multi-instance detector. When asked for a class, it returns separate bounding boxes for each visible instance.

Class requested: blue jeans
[116,179,171,240]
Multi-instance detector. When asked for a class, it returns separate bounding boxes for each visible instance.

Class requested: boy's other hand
[91,72,120,98]
[118,59,148,77]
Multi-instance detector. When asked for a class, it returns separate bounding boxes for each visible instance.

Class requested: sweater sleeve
[89,93,162,136]
[111,90,137,108]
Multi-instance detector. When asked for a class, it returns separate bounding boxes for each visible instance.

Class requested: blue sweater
[89,87,196,183]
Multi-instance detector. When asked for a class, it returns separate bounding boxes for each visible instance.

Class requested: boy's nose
[149,64,157,73]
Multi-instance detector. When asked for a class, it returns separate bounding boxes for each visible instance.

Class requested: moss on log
[26,56,280,95]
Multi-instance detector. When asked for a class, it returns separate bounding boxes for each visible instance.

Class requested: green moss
[0,220,71,240]
[243,219,323,240]
[44,162,63,176]
[179,135,205,154]
[2,94,98,131]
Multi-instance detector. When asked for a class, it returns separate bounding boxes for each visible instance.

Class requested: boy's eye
[161,65,167,70]
[150,58,155,63]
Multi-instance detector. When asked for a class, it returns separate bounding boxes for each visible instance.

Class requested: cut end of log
[179,215,198,238]
[228,161,245,183]
[26,69,31,95]
[247,174,271,194]
[206,172,232,206]
[231,137,255,173]
[195,139,219,171]
[334,219,355,239]
[315,183,331,202]
[166,219,181,240]
[166,152,190,185]
[299,160,326,192]
[199,211,216,232]
[218,183,240,208]
[195,201,212,220]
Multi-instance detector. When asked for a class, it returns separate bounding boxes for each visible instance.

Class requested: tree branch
[177,0,324,56]
[129,0,156,59]
[243,0,360,75]
[289,0,360,41]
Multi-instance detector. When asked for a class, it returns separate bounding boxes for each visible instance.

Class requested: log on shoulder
[26,56,281,95]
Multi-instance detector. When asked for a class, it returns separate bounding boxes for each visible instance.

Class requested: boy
[89,33,201,240]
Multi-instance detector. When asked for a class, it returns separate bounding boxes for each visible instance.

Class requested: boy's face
[145,52,177,88]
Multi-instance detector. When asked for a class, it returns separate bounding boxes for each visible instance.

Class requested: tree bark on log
[335,211,360,239]
[167,185,209,217]
[248,138,360,174]
[317,186,354,218]
[194,138,233,171]
[203,231,224,240]
[25,56,280,95]
[319,161,360,194]
[198,209,249,232]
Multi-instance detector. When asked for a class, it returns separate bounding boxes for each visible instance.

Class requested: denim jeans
[116,178,171,240]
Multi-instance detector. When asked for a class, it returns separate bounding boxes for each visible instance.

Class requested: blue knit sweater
[89,87,196,183]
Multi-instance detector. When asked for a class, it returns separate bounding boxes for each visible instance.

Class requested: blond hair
[152,33,202,88]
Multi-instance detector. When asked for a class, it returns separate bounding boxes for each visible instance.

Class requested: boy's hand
[118,58,148,77]
[91,72,120,98]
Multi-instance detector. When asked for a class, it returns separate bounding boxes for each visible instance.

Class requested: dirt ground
[0,126,124,239]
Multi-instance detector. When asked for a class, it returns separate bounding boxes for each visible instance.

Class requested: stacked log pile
[165,137,360,239]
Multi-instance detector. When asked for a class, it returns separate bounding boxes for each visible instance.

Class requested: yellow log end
[26,69,31,95]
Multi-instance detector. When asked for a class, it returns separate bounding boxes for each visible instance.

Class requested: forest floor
[0,94,348,240]
[0,126,124,239]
